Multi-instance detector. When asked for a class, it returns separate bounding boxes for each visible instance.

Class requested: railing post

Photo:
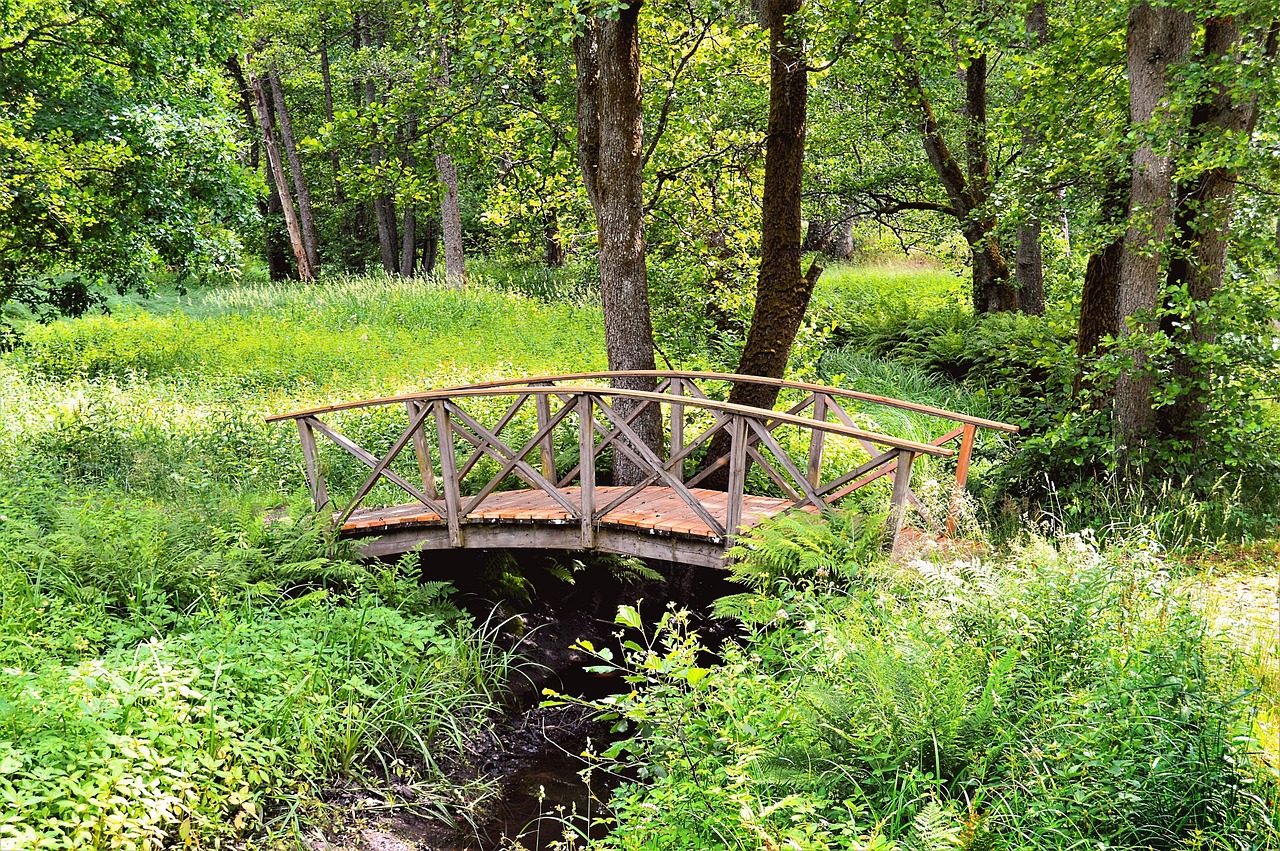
[945,423,977,536]
[889,450,916,556]
[533,381,556,481]
[724,415,748,544]
[669,377,685,480]
[296,417,330,511]
[404,400,437,500]
[807,393,828,487]
[433,400,464,547]
[578,393,595,548]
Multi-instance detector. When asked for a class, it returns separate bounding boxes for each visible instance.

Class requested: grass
[0,272,606,848]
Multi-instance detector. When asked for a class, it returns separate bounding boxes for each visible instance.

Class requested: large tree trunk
[264,166,294,280]
[400,207,417,276]
[1113,2,1193,453]
[248,63,312,280]
[319,39,354,262]
[267,67,321,275]
[729,0,816,413]
[1076,179,1129,376]
[434,46,466,287]
[574,4,662,486]
[1157,19,1275,440]
[421,211,440,276]
[1015,0,1048,315]
[225,57,293,279]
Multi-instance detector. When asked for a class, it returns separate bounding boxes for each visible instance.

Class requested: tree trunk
[1113,2,1193,452]
[225,57,293,280]
[543,209,567,267]
[436,152,466,287]
[832,200,857,260]
[267,66,321,275]
[248,63,312,280]
[421,211,440,277]
[1015,0,1048,315]
[1015,221,1045,314]
[802,218,835,253]
[320,39,353,261]
[359,14,399,273]
[264,166,294,280]
[400,207,417,276]
[901,53,1014,313]
[573,5,662,486]
[728,0,816,413]
[1075,178,1129,394]
[435,46,466,288]
[1156,19,1274,440]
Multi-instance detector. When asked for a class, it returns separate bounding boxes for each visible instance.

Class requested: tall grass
[0,272,609,847]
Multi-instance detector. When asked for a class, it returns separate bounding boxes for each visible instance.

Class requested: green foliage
[0,272,612,846]
[0,0,251,319]
[573,523,1278,850]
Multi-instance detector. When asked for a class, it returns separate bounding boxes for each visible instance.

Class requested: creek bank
[312,551,740,850]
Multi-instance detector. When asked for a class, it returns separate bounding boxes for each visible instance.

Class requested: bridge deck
[342,487,805,566]
[344,486,797,539]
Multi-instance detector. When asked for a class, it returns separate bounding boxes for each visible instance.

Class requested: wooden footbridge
[268,372,1017,567]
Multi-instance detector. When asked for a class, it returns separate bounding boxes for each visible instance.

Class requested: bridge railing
[432,371,1019,535]
[267,381,961,550]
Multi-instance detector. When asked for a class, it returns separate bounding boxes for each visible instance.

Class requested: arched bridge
[267,372,1018,567]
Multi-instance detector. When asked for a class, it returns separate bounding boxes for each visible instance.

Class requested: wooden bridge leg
[297,417,329,511]
[807,394,828,487]
[433,400,464,547]
[533,381,556,481]
[578,394,595,548]
[889,450,916,557]
[725,415,748,544]
[405,400,437,500]
[669,378,685,479]
[945,423,977,536]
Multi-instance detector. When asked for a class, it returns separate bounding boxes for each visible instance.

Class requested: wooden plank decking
[343,486,796,540]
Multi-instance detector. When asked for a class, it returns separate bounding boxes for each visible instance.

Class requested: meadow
[0,261,1276,849]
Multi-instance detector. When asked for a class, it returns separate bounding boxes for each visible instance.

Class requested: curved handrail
[268,383,953,457]
[444,370,1020,433]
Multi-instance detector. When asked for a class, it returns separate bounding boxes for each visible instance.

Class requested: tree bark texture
[267,66,321,275]
[1113,2,1193,450]
[249,64,312,280]
[436,151,466,286]
[421,211,440,276]
[400,207,417,276]
[1157,19,1275,440]
[729,0,816,414]
[573,4,662,485]
[1015,0,1048,315]
[543,209,567,267]
[225,57,293,280]
[435,46,466,287]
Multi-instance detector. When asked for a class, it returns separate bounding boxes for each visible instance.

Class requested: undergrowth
[561,514,1279,850]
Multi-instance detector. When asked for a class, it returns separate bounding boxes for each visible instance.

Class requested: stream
[316,550,736,851]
